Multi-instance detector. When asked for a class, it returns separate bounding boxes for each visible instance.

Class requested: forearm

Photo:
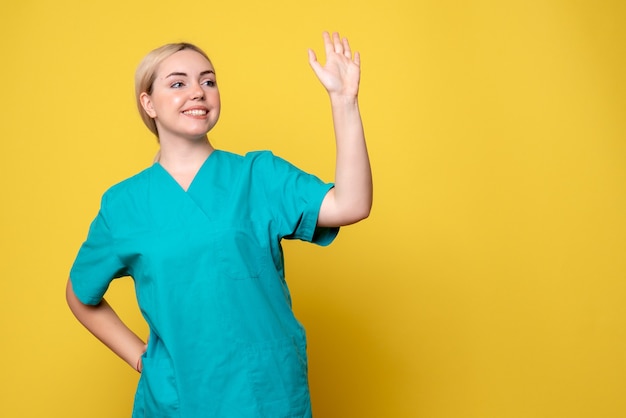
[318,94,372,227]
[66,279,146,371]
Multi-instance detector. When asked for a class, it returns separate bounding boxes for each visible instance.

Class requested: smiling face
[140,49,221,143]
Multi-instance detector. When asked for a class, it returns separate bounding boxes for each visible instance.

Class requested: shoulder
[242,150,296,172]
[100,166,153,209]
[219,149,279,164]
[215,149,292,175]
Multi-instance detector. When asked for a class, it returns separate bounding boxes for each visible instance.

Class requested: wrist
[329,92,358,107]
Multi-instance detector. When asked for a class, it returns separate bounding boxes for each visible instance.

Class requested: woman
[66,32,372,417]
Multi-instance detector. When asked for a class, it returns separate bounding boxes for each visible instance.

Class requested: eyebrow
[165,70,215,78]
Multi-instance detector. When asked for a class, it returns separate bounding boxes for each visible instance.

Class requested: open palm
[308,32,361,98]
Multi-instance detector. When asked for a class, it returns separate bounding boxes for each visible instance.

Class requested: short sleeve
[69,194,127,305]
[252,151,339,246]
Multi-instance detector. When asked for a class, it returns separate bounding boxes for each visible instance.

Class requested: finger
[354,51,361,67]
[308,48,324,74]
[322,31,334,57]
[307,48,318,65]
[332,32,343,54]
[342,37,352,59]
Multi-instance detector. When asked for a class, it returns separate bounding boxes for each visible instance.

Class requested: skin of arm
[309,32,373,227]
[66,279,147,372]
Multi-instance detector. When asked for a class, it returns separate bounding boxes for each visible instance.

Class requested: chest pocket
[214,223,302,345]
[217,225,268,280]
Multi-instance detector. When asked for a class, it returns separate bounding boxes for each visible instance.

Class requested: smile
[183,109,208,116]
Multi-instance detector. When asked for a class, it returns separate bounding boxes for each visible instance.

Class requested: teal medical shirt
[70,150,338,417]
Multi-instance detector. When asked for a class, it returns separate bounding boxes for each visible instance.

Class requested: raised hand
[308,32,361,99]
[308,32,372,227]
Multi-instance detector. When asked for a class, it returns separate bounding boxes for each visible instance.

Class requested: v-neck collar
[153,150,220,193]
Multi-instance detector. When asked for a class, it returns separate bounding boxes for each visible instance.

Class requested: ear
[140,92,157,118]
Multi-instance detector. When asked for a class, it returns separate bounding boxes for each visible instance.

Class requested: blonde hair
[135,42,213,139]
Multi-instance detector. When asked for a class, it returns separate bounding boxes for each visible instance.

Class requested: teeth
[183,109,207,116]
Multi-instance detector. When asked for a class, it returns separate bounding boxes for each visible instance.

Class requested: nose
[190,82,205,100]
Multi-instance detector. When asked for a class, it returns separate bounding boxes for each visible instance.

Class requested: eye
[202,79,216,87]
[170,81,185,88]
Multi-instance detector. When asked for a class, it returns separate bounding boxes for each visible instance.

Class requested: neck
[157,136,214,173]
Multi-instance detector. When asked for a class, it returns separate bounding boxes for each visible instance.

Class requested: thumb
[308,49,323,74]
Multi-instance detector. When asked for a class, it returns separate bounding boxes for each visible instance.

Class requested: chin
[185,125,212,138]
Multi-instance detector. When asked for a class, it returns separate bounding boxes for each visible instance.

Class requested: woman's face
[141,49,221,142]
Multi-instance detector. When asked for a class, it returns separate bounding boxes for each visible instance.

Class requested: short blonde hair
[135,42,213,138]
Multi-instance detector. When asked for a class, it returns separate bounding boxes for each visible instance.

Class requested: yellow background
[1,0,625,417]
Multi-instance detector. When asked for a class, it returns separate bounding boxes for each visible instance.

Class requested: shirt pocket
[138,355,181,417]
[216,224,268,280]
[245,336,310,417]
